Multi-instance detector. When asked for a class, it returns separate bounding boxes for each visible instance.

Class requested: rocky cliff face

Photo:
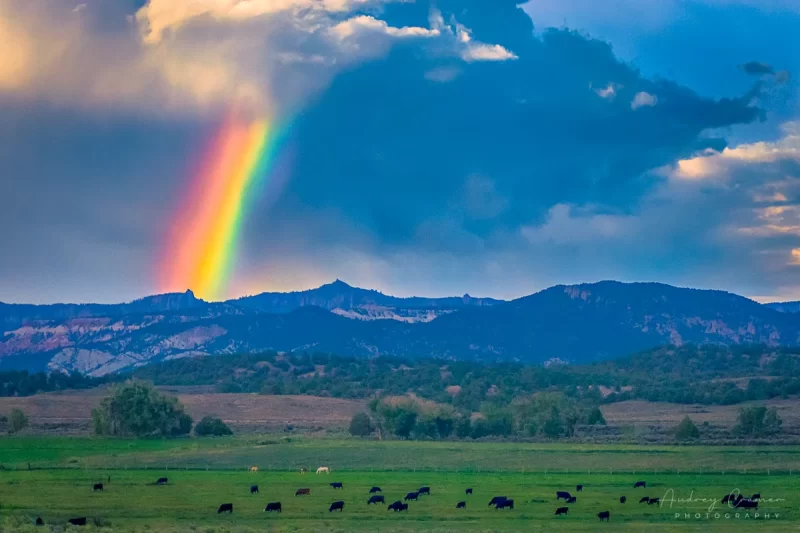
[2,281,799,376]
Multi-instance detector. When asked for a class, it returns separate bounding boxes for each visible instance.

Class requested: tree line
[131,344,800,408]
[0,370,107,397]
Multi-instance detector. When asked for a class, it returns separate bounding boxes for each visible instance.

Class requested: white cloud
[453,22,517,62]
[330,15,439,41]
[593,82,620,99]
[673,122,800,180]
[521,204,635,245]
[631,91,657,109]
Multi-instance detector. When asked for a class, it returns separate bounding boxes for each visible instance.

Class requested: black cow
[330,482,344,489]
[457,501,466,509]
[35,517,44,526]
[576,484,583,492]
[296,488,311,496]
[620,496,626,504]
[648,498,660,506]
[496,499,514,510]
[751,493,761,501]
[634,481,646,488]
[405,492,419,501]
[68,518,87,526]
[92,483,103,492]
[265,502,282,513]
[217,503,233,514]
[250,485,259,494]
[329,501,344,512]
[556,491,572,500]
[555,507,569,516]
[598,510,610,521]
[639,496,650,504]
[721,494,735,504]
[156,477,168,485]
[488,496,507,507]
[418,486,431,495]
[369,486,382,493]
[735,499,758,509]
[566,496,577,504]
[368,495,385,505]
[466,488,473,495]
[388,500,406,512]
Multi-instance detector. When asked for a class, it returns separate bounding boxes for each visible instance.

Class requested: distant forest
[0,370,108,397]
[130,344,800,409]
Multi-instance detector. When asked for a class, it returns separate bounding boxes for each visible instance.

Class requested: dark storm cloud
[741,61,775,76]
[269,0,763,249]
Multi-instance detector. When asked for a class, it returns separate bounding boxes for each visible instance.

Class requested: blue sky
[1,0,799,303]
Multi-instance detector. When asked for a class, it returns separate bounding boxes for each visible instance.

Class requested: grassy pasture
[0,438,796,532]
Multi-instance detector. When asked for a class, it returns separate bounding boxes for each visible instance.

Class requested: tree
[348,413,373,437]
[194,416,233,437]
[675,416,700,441]
[91,381,193,437]
[733,406,782,437]
[587,407,606,426]
[8,408,28,433]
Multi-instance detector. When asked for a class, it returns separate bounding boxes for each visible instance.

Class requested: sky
[1,0,800,304]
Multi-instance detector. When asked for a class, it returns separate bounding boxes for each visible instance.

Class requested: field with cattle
[0,437,797,531]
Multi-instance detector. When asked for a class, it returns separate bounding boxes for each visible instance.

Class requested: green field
[0,437,796,532]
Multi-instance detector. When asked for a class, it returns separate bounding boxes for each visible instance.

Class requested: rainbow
[161,113,288,300]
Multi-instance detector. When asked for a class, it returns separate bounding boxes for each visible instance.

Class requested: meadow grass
[0,437,797,531]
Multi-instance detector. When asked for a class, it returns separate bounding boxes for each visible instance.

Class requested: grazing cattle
[639,497,650,504]
[217,503,233,514]
[329,501,345,512]
[566,496,577,504]
[265,502,282,513]
[555,507,569,516]
[418,486,431,495]
[496,499,514,510]
[296,488,311,496]
[300,468,307,474]
[388,501,408,512]
[316,466,330,474]
[404,492,419,501]
[68,517,87,526]
[466,488,473,495]
[368,495,385,505]
[456,501,466,509]
[35,517,44,526]
[735,499,758,509]
[648,498,660,506]
[576,484,583,492]
[634,481,646,488]
[598,510,610,521]
[156,477,168,485]
[751,493,761,501]
[251,485,259,494]
[330,482,344,489]
[370,486,382,493]
[92,483,103,492]
[249,466,258,473]
[488,496,507,507]
[556,491,572,500]
[620,496,627,504]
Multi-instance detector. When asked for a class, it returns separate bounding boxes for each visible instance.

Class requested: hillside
[2,281,800,375]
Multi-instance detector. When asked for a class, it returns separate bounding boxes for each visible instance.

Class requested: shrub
[675,416,700,441]
[8,408,28,434]
[733,406,782,437]
[91,381,193,437]
[194,416,233,437]
[587,407,606,426]
[348,413,373,437]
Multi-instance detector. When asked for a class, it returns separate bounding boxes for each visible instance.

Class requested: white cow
[316,466,330,474]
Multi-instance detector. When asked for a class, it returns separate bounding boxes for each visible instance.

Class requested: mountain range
[2,280,800,376]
